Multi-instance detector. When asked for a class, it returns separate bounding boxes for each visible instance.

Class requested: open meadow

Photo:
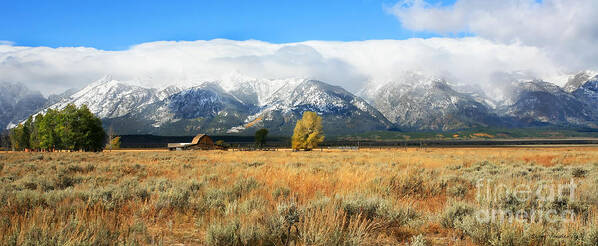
[2,147,598,245]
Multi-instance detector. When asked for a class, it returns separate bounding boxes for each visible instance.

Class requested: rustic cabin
[168,134,221,150]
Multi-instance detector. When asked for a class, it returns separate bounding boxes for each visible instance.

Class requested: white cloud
[0,41,14,46]
[389,0,598,72]
[0,37,571,97]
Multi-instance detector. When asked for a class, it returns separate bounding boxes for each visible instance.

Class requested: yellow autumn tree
[292,111,324,150]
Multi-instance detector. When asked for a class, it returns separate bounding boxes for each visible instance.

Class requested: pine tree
[255,128,268,148]
[0,131,9,150]
[9,125,22,150]
[77,105,106,151]
[292,111,324,150]
[29,115,42,150]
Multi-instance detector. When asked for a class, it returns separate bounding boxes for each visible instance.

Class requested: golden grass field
[1,147,598,245]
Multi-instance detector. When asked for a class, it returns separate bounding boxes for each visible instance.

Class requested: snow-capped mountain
[37,77,391,135]
[0,82,47,129]
[228,78,296,106]
[563,71,598,93]
[46,76,161,119]
[360,74,503,131]
[499,80,596,127]
[13,70,598,135]
[228,80,392,135]
[568,71,598,107]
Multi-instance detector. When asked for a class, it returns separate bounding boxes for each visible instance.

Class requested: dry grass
[1,147,598,245]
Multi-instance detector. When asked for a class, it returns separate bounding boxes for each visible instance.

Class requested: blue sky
[2,0,593,95]
[0,0,456,50]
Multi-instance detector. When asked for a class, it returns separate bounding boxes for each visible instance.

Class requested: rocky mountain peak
[563,71,598,92]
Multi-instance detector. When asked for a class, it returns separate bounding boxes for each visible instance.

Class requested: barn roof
[191,134,210,145]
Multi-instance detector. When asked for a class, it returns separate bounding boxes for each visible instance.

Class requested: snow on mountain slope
[500,80,596,127]
[565,71,598,108]
[564,71,598,93]
[228,79,392,135]
[361,75,502,131]
[228,78,300,106]
[165,82,249,119]
[38,76,390,135]
[47,76,160,119]
[35,71,598,135]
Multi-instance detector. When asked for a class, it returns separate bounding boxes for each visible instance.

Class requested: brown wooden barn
[168,134,223,150]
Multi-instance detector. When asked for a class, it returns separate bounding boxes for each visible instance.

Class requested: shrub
[65,163,95,174]
[388,168,425,197]
[231,177,260,199]
[246,162,264,168]
[11,190,47,213]
[551,165,565,172]
[569,200,591,222]
[440,201,475,229]
[341,195,386,220]
[340,195,417,228]
[187,179,203,192]
[156,187,191,211]
[205,219,272,246]
[387,168,442,198]
[585,225,598,245]
[202,188,229,212]
[55,169,77,189]
[272,186,291,199]
[447,184,468,198]
[454,216,497,245]
[277,201,302,226]
[456,217,552,246]
[409,234,429,246]
[148,178,173,192]
[497,192,522,212]
[572,167,588,178]
[86,179,148,210]
[205,220,242,246]
[239,196,267,214]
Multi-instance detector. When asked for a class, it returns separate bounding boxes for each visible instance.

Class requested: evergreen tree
[9,125,22,150]
[77,105,106,151]
[19,117,32,150]
[29,115,42,150]
[0,131,9,150]
[255,128,268,148]
[292,111,324,150]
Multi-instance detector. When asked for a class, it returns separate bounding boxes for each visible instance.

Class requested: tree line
[9,104,106,152]
[7,107,323,152]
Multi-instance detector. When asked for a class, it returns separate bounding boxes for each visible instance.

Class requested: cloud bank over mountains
[390,0,598,72]
[0,0,596,97]
[0,38,564,95]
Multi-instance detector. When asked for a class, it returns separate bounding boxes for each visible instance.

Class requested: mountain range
[3,71,598,136]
